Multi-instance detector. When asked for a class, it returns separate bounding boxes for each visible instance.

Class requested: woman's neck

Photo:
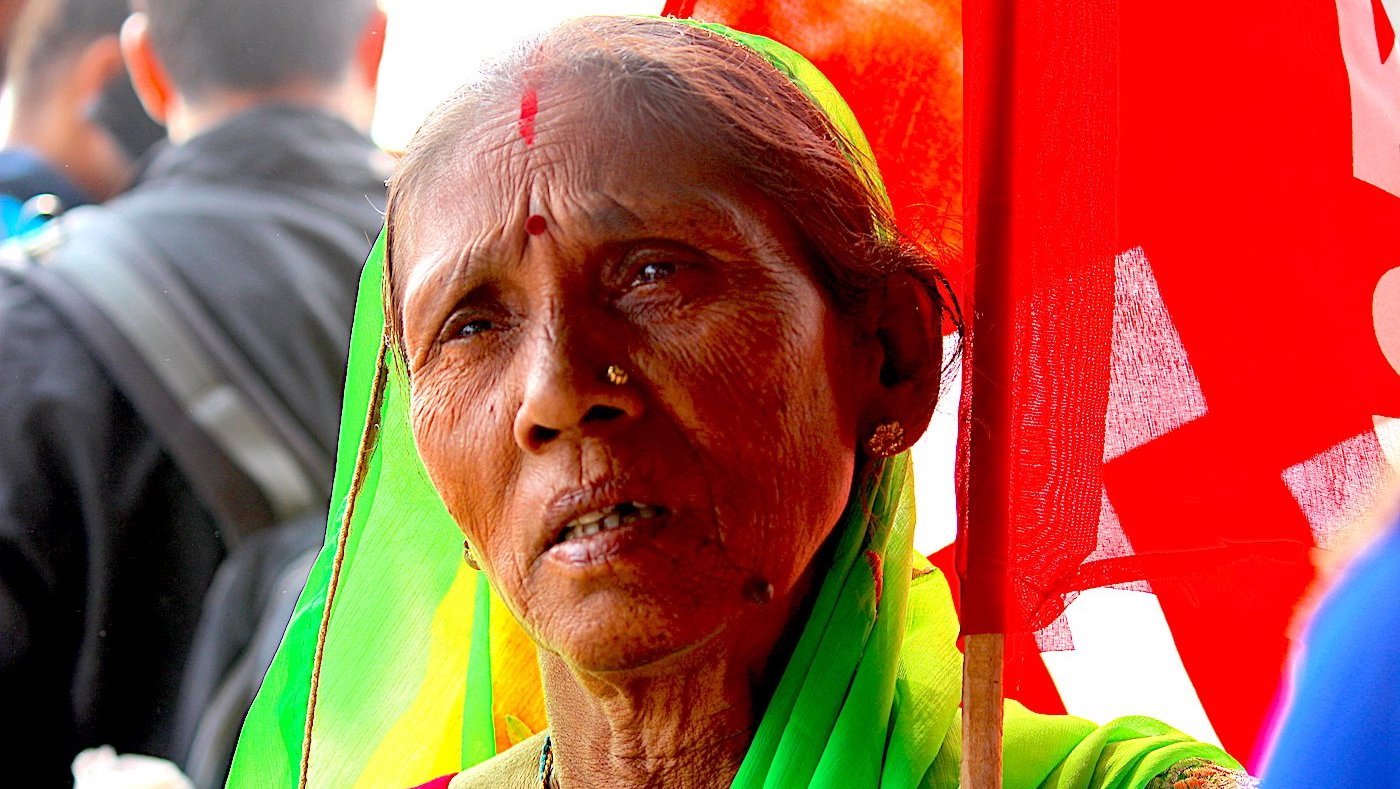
[539,582,810,788]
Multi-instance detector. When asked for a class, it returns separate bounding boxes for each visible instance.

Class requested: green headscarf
[228,19,1238,788]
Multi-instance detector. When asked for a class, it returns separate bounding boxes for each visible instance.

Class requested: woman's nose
[512,338,644,454]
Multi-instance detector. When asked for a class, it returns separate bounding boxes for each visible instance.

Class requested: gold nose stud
[605,364,629,386]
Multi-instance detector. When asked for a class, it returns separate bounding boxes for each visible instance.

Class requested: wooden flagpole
[961,634,1005,787]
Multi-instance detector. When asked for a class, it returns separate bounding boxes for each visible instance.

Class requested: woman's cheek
[644,288,801,391]
[409,367,512,528]
[645,291,825,490]
[679,288,852,562]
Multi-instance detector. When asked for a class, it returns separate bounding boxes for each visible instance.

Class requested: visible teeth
[560,503,666,542]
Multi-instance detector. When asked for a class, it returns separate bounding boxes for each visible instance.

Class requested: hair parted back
[137,0,376,100]
[385,15,960,360]
[6,0,131,96]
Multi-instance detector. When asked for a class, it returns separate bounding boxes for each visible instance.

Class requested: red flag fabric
[1097,1,1400,764]
[673,0,1400,769]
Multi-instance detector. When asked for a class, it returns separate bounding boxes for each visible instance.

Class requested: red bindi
[519,88,538,145]
[525,214,547,235]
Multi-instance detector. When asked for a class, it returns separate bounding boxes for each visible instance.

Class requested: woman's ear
[865,271,944,447]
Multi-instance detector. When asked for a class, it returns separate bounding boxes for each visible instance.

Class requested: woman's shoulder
[448,731,548,789]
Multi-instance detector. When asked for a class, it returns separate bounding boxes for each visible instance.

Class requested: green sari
[227,19,1238,789]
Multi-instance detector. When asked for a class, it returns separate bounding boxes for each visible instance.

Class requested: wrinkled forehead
[390,78,748,275]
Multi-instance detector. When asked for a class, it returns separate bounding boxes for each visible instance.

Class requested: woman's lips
[541,482,680,571]
[545,506,672,568]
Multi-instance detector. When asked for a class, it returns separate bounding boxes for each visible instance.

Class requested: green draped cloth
[227,18,1239,789]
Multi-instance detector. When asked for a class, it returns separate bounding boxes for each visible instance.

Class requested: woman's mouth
[542,492,680,572]
[556,501,669,543]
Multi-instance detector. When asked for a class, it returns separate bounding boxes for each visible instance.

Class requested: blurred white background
[373,0,656,150]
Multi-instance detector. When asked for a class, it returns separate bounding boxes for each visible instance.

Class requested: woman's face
[396,86,877,672]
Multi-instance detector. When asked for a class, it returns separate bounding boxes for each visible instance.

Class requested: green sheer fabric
[227,19,1238,789]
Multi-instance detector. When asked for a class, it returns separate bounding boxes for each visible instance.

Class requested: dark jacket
[0,104,388,783]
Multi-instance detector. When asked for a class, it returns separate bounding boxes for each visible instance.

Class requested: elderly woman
[231,16,1247,789]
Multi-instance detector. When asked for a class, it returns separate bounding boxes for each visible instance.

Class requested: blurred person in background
[0,0,389,782]
[0,0,27,80]
[1263,491,1400,788]
[0,0,164,236]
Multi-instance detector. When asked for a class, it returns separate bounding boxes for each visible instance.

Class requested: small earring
[866,420,905,458]
[605,364,629,386]
[463,540,480,570]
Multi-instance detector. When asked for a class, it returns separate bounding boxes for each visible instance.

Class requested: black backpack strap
[173,512,323,788]
[0,209,327,541]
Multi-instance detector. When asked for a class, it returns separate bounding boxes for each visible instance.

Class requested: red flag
[1098,0,1399,764]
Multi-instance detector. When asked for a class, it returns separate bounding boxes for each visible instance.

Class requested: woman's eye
[631,261,675,286]
[452,318,494,338]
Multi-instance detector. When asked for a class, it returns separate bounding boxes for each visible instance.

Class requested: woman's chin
[532,586,739,675]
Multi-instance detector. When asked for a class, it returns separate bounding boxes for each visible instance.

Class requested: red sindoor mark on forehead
[525,215,547,235]
[519,88,539,145]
